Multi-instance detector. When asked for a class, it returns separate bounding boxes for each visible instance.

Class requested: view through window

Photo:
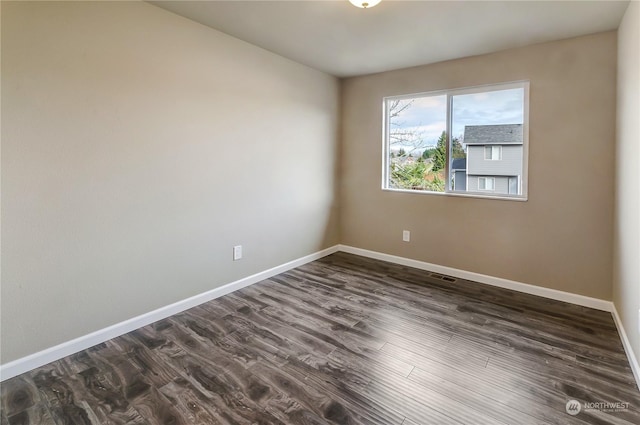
[384,81,528,199]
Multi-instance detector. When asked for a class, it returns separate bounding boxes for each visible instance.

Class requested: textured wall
[1,1,340,362]
[341,32,617,300]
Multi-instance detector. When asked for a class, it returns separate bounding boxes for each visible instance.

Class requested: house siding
[453,170,467,191]
[468,175,511,194]
[467,145,523,176]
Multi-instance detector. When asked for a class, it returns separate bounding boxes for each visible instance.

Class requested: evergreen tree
[452,137,465,159]
[432,133,466,171]
[432,131,447,172]
[422,148,435,159]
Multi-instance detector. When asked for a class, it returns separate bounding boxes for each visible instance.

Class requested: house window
[383,81,528,200]
[484,146,502,160]
[478,177,495,191]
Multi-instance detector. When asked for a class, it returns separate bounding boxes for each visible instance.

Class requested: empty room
[1,0,639,424]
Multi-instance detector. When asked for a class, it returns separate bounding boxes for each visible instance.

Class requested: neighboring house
[463,124,523,195]
[451,157,467,191]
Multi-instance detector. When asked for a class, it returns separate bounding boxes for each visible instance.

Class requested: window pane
[479,177,495,191]
[509,176,518,194]
[383,81,527,199]
[387,95,446,192]
[491,146,502,160]
[451,88,524,195]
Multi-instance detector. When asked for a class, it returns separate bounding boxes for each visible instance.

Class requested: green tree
[432,131,447,172]
[390,160,445,192]
[452,137,465,159]
[422,148,436,159]
[432,132,466,171]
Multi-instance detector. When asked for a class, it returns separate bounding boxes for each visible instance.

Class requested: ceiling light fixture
[349,0,381,9]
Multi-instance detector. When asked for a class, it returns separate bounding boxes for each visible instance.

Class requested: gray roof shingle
[463,124,523,145]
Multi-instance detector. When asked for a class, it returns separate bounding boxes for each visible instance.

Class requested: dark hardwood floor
[1,252,639,424]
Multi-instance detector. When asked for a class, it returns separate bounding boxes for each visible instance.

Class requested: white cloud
[389,87,524,144]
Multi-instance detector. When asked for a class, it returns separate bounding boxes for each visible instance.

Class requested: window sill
[382,187,528,202]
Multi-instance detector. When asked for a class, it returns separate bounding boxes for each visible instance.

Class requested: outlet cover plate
[233,245,242,261]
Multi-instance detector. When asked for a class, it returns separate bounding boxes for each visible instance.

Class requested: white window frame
[478,177,496,191]
[484,145,502,161]
[382,80,529,201]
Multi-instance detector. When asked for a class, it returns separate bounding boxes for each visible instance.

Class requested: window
[508,176,519,194]
[383,81,528,200]
[484,146,502,160]
[478,177,495,191]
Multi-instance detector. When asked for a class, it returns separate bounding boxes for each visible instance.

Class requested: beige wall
[1,1,339,363]
[341,32,617,300]
[614,1,640,366]
[0,1,628,368]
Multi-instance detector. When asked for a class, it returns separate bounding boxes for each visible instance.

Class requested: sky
[388,88,524,150]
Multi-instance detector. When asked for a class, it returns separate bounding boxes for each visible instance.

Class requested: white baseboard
[610,305,640,391]
[0,245,339,382]
[337,245,640,390]
[3,243,635,391]
[337,245,612,311]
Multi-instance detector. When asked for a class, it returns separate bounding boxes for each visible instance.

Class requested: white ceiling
[149,0,629,77]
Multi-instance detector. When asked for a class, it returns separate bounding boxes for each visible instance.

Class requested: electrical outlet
[402,230,410,242]
[233,245,242,261]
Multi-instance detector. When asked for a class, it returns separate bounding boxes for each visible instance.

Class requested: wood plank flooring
[1,252,639,424]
